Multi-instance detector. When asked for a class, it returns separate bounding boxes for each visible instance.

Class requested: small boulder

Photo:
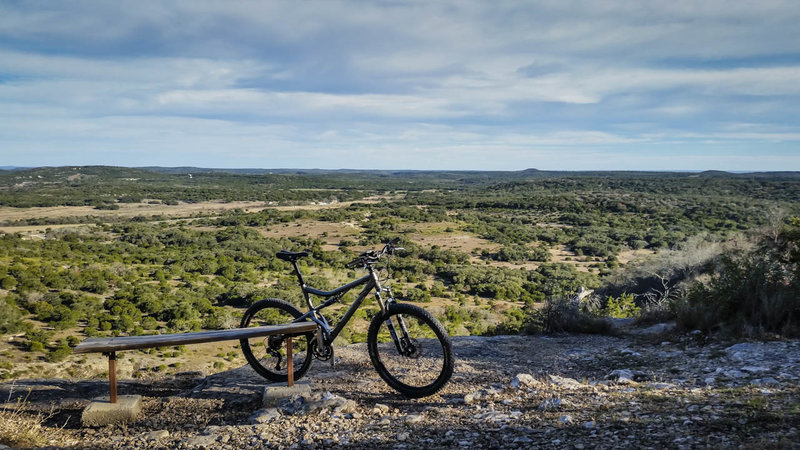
[511,373,537,388]
[249,408,281,424]
[404,414,425,425]
[607,369,649,384]
[548,374,583,390]
[607,369,634,384]
[373,403,390,414]
[139,430,169,441]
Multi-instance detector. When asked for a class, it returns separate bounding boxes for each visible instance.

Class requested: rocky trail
[2,331,799,449]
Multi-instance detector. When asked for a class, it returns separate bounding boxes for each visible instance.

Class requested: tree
[0,297,24,334]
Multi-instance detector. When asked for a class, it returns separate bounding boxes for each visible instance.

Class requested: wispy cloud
[0,0,798,169]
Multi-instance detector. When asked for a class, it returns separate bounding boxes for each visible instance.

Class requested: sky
[1,1,800,171]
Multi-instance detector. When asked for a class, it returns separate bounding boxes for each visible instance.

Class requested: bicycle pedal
[330,348,335,368]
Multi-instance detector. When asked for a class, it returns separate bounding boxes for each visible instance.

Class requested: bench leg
[104,351,118,404]
[286,337,294,387]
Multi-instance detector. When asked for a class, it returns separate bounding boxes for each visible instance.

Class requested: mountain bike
[239,238,454,398]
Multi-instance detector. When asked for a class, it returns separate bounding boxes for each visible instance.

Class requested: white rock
[474,411,511,422]
[464,392,480,404]
[726,342,757,353]
[464,388,500,404]
[751,377,780,386]
[373,403,390,414]
[249,408,281,424]
[404,414,424,425]
[558,414,573,425]
[741,366,770,373]
[511,373,537,388]
[140,430,169,441]
[548,374,583,390]
[620,348,643,357]
[607,369,635,384]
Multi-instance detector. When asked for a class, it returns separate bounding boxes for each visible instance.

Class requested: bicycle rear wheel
[367,303,454,398]
[239,298,314,382]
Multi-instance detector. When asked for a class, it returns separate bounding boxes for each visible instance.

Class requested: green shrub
[1,276,17,290]
[603,293,640,319]
[675,220,800,337]
[530,297,613,334]
[28,341,44,353]
[46,343,72,362]
[0,297,25,334]
[490,297,613,335]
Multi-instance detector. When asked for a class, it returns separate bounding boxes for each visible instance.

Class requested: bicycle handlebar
[345,239,404,268]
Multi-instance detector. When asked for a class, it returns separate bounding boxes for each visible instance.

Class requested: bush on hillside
[674,218,800,337]
[0,297,25,334]
[489,296,613,336]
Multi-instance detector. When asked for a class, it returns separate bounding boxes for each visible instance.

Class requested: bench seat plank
[74,322,317,354]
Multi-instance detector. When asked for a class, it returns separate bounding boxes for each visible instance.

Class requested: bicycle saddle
[276,250,309,261]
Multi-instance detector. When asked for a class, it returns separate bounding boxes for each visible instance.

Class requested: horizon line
[2,165,799,175]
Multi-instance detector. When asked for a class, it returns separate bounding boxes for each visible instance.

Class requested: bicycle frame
[285,259,389,346]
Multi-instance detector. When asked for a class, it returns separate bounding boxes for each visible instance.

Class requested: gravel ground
[2,331,800,449]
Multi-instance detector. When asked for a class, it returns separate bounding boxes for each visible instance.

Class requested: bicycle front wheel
[240,298,314,383]
[367,303,454,398]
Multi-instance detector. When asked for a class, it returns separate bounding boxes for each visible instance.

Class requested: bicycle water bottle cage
[276,250,309,262]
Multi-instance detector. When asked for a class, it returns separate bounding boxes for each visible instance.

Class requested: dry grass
[0,200,268,222]
[409,225,497,255]
[0,384,69,448]
[616,248,657,265]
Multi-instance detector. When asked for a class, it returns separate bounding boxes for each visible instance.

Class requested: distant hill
[1,165,797,179]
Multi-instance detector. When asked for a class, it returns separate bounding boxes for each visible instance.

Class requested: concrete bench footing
[81,395,142,427]
[263,379,312,407]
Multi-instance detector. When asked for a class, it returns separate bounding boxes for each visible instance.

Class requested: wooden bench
[74,322,317,404]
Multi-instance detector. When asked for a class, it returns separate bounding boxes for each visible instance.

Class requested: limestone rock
[511,373,537,388]
[548,374,583,389]
[249,408,281,424]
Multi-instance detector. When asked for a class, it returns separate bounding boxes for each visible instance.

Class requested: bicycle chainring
[313,341,334,361]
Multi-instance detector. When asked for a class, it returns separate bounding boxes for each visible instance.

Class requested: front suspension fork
[384,311,414,356]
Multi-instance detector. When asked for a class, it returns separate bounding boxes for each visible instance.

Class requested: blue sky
[1,1,799,171]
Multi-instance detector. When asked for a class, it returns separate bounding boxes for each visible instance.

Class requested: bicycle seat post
[291,260,306,287]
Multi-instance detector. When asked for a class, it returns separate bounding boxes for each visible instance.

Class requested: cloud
[0,0,799,169]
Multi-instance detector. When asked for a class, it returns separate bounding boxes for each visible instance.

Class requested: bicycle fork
[375,281,418,358]
[384,314,420,358]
